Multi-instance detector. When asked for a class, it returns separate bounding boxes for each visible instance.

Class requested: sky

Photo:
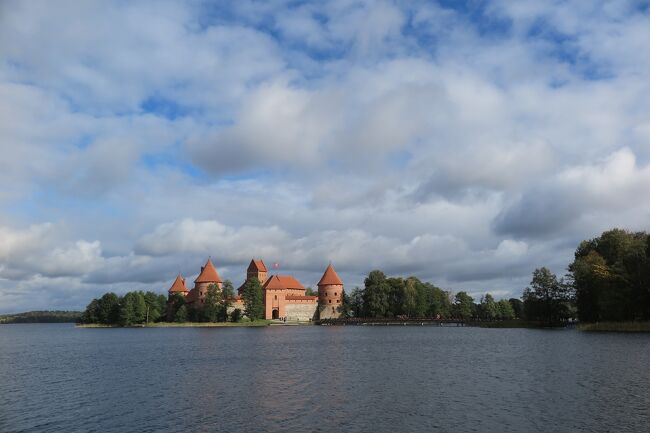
[1,0,650,313]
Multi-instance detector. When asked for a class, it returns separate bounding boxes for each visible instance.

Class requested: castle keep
[167,258,343,321]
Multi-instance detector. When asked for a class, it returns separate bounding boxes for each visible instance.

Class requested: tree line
[570,228,650,322]
[81,291,168,326]
[341,270,519,321]
[513,228,650,325]
[0,310,82,324]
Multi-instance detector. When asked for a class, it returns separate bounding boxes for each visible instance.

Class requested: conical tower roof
[318,263,343,286]
[194,258,223,283]
[168,274,188,293]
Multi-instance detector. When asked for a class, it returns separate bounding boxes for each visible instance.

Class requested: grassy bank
[578,321,650,332]
[77,320,272,328]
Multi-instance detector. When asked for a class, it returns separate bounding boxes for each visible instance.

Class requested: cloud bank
[1,0,649,312]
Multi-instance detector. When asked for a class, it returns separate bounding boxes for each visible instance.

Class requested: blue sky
[1,0,650,312]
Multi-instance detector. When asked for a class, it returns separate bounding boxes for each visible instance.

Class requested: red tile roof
[263,275,305,290]
[247,259,268,272]
[194,258,223,283]
[168,274,189,293]
[318,263,343,286]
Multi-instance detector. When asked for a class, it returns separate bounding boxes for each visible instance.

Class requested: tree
[202,284,222,322]
[569,229,650,322]
[335,288,349,317]
[304,287,317,296]
[429,285,452,318]
[348,287,364,317]
[97,293,120,324]
[477,294,498,320]
[399,278,418,317]
[508,298,524,319]
[242,277,264,320]
[220,280,235,322]
[453,292,474,320]
[523,267,573,324]
[81,298,100,324]
[144,291,166,323]
[167,293,186,322]
[230,308,242,322]
[175,305,188,323]
[497,299,515,320]
[119,291,147,326]
[363,270,390,317]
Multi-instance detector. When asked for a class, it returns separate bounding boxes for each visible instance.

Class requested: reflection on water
[1,324,649,432]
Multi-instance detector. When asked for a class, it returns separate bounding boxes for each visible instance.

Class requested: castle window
[274,295,277,300]
[337,299,340,303]
[329,300,331,304]
[334,292,337,296]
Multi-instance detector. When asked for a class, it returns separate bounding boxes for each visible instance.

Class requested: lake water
[1,324,649,433]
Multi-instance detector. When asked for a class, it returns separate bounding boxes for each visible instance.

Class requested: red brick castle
[167,258,343,321]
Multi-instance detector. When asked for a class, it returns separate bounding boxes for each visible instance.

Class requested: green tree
[569,229,650,322]
[97,292,120,324]
[477,293,498,320]
[175,305,188,322]
[453,291,475,320]
[242,277,264,320]
[400,278,418,317]
[337,288,352,317]
[304,287,317,296]
[497,299,516,320]
[143,291,166,323]
[167,293,186,322]
[202,283,221,322]
[363,270,390,317]
[81,298,100,324]
[348,287,364,317]
[219,280,235,322]
[508,298,524,319]
[523,267,573,324]
[429,285,452,318]
[119,291,147,326]
[230,308,242,322]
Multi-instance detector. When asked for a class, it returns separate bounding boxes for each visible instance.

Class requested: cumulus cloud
[0,0,649,312]
[494,148,650,238]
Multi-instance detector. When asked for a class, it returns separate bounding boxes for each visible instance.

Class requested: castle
[167,258,343,321]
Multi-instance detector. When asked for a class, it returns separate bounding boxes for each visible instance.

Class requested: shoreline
[578,321,650,332]
[76,320,276,328]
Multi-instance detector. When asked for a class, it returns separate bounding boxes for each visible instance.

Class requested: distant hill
[0,310,82,324]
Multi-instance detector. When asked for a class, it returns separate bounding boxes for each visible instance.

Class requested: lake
[1,324,649,432]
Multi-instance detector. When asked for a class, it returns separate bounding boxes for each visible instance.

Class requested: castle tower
[318,263,343,319]
[238,259,269,296]
[167,274,189,299]
[194,258,223,297]
[247,259,268,284]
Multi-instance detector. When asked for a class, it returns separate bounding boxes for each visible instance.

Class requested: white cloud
[1,1,649,312]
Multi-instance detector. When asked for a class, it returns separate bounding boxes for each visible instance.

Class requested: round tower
[318,263,343,319]
[194,258,223,298]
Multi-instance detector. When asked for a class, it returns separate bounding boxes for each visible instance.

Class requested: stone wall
[319,303,341,320]
[285,303,318,322]
[227,301,247,318]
